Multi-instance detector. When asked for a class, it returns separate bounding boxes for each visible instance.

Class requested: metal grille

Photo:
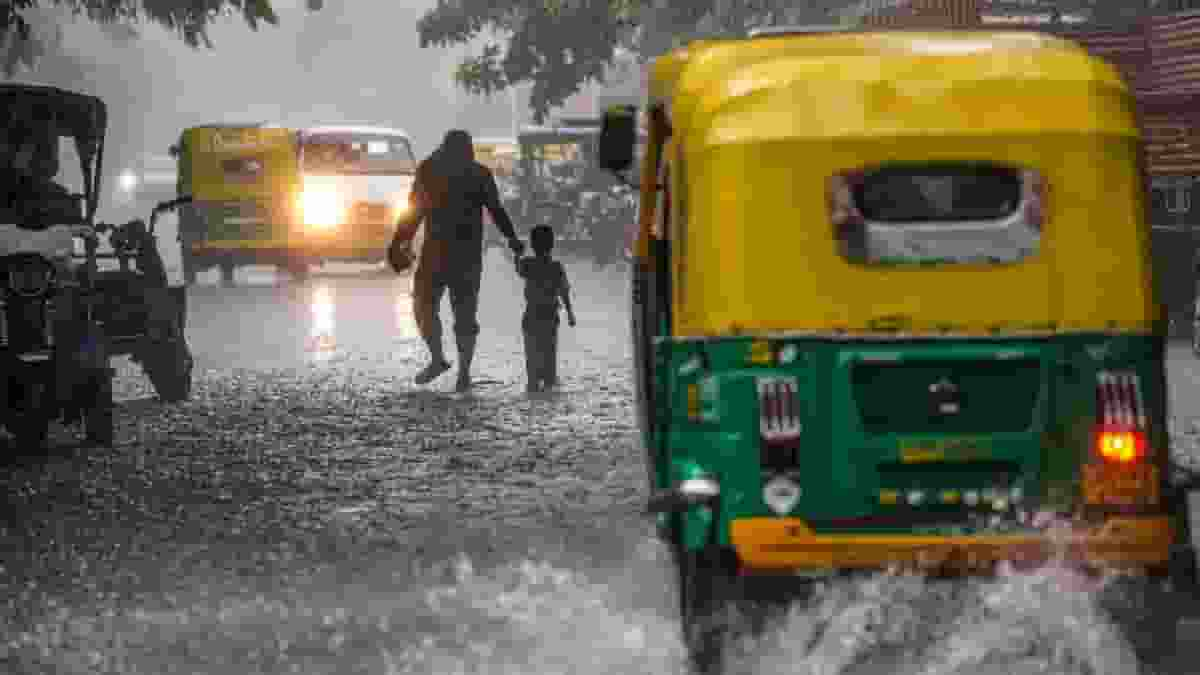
[858,0,983,27]
[757,376,802,442]
[1096,370,1147,430]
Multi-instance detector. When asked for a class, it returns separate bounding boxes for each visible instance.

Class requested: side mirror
[598,104,638,174]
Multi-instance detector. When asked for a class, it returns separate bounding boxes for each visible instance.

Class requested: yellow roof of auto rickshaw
[648,30,1138,148]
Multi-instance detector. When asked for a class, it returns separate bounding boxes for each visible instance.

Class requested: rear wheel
[678,545,739,675]
[14,379,50,451]
[283,259,309,282]
[677,545,794,675]
[84,371,114,446]
[1097,573,1183,673]
[143,337,193,403]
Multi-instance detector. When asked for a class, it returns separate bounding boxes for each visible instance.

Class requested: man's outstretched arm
[482,171,522,251]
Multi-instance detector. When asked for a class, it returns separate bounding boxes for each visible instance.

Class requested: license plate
[1083,463,1159,505]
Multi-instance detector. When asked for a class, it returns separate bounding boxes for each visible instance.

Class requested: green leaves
[0,0,283,76]
[418,0,639,123]
[416,0,857,123]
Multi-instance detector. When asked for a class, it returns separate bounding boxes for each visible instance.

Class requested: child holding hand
[515,225,576,393]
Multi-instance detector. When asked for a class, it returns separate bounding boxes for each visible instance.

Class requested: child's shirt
[516,255,569,323]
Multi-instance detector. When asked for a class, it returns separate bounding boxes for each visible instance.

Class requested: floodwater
[1,248,1197,674]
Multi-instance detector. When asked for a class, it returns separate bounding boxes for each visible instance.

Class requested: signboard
[1146,11,1200,97]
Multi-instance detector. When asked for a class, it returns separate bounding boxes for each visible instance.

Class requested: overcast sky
[47,0,513,158]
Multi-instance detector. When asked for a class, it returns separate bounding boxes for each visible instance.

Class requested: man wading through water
[400,130,524,391]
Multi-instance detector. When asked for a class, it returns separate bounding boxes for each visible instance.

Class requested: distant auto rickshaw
[174,124,416,285]
[599,28,1200,674]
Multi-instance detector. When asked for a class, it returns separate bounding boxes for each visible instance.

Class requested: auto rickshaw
[0,83,193,451]
[598,28,1200,674]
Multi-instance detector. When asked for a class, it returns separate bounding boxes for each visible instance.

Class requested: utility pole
[715,0,731,34]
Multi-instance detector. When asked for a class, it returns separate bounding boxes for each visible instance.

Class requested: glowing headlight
[118,170,138,192]
[301,189,344,229]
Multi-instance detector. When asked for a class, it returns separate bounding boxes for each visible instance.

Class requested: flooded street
[1,251,1199,674]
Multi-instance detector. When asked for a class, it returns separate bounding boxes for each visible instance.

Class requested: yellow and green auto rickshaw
[175,124,417,285]
[174,123,300,284]
[599,27,1200,674]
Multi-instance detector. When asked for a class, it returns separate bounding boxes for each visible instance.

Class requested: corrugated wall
[860,0,982,27]
[857,2,1200,175]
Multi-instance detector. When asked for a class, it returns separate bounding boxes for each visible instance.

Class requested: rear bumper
[730,516,1175,573]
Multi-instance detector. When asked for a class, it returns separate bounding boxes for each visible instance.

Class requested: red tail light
[1096,428,1146,463]
[1094,370,1148,463]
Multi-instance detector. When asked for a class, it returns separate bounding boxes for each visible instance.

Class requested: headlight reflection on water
[307,283,336,355]
[395,289,419,339]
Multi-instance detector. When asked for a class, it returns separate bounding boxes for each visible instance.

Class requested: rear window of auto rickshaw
[830,163,1044,266]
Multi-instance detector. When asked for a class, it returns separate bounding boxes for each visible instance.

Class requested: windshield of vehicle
[833,163,1040,265]
[300,133,417,175]
[0,123,88,224]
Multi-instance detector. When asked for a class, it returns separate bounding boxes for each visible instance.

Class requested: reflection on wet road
[308,283,337,356]
[0,251,1196,674]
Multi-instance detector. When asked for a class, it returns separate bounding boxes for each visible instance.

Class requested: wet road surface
[2,250,1200,674]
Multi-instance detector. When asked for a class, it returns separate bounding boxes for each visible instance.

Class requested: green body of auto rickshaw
[598,27,1200,674]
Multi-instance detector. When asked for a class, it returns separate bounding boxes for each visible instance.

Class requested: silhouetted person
[516,225,575,393]
[403,129,524,391]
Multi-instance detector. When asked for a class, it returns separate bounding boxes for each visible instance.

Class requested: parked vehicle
[599,27,1200,674]
[0,83,192,450]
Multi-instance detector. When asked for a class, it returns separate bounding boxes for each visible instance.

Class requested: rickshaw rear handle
[645,487,718,514]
